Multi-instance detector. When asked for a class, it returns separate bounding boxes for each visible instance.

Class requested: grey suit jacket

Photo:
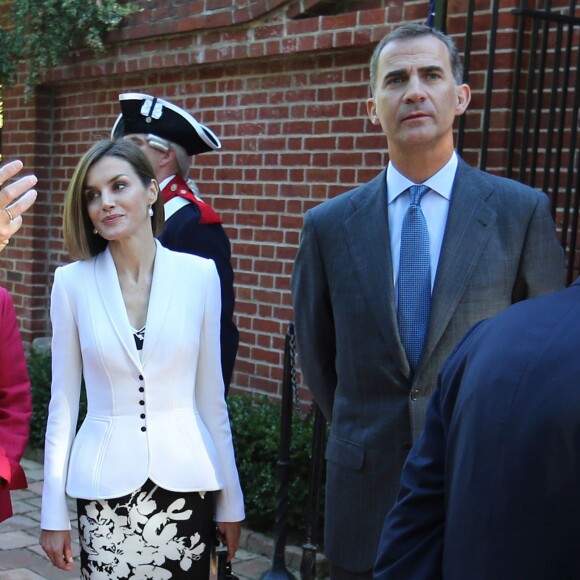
[291,158,564,572]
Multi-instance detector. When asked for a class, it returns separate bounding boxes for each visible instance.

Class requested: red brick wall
[0,0,576,399]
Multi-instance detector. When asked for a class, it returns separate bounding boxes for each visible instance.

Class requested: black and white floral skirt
[77,479,214,579]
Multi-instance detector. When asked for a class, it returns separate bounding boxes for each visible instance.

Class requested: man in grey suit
[291,23,564,579]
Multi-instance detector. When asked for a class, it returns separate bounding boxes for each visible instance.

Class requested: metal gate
[441,1,580,284]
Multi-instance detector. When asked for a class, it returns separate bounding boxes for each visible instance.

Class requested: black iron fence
[453,1,580,284]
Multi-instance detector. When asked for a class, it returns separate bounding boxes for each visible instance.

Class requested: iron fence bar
[528,0,553,186]
[261,324,297,580]
[479,0,500,171]
[461,1,578,280]
[432,0,448,33]
[552,14,577,259]
[512,7,580,26]
[517,16,540,181]
[573,154,580,282]
[567,162,580,285]
[509,2,579,275]
[299,405,326,580]
[542,21,564,210]
[506,4,527,180]
[563,51,580,285]
[456,0,475,157]
[542,0,576,212]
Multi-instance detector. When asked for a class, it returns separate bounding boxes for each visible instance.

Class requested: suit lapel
[420,160,498,365]
[344,171,410,374]
[93,247,142,369]
[140,241,172,366]
[92,241,172,370]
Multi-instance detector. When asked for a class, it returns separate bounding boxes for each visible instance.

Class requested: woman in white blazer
[40,140,244,578]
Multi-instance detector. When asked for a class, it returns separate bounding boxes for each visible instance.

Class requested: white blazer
[41,241,245,530]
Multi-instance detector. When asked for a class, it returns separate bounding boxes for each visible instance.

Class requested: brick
[2,0,577,395]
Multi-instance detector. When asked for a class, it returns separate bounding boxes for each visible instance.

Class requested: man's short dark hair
[369,23,464,96]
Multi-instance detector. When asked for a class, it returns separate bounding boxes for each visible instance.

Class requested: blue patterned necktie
[397,184,431,371]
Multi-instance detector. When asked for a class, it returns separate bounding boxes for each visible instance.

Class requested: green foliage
[27,350,326,541]
[228,394,327,540]
[0,0,137,93]
[27,347,53,450]
[28,346,87,450]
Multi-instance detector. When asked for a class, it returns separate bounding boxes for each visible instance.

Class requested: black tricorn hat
[111,93,221,156]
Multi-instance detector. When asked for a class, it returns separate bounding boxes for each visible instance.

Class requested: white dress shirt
[387,152,459,292]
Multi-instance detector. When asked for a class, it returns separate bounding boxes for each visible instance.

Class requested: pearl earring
[148,206,154,217]
[93,228,98,234]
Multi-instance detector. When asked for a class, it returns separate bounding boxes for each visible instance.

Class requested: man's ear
[367,98,380,125]
[148,179,160,205]
[158,147,174,170]
[455,84,471,115]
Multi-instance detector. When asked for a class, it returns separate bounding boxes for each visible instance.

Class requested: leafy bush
[0,0,137,93]
[27,347,53,450]
[27,350,326,542]
[228,393,327,541]
[28,346,87,450]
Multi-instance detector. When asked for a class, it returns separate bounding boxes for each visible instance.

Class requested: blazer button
[140,413,146,419]
[410,389,420,401]
[139,387,144,393]
[138,375,144,380]
[141,426,146,432]
[139,400,145,406]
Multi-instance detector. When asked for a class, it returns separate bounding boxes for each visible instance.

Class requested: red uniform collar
[161,175,222,225]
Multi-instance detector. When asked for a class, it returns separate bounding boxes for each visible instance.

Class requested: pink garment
[0,287,32,522]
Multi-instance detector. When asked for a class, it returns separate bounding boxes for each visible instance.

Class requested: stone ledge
[240,527,329,579]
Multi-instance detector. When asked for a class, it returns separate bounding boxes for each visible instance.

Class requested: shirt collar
[159,175,176,191]
[386,152,458,203]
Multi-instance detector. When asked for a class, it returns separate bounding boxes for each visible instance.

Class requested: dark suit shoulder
[442,280,580,387]
[484,279,579,331]
[161,202,201,231]
[457,159,547,206]
[159,204,232,260]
